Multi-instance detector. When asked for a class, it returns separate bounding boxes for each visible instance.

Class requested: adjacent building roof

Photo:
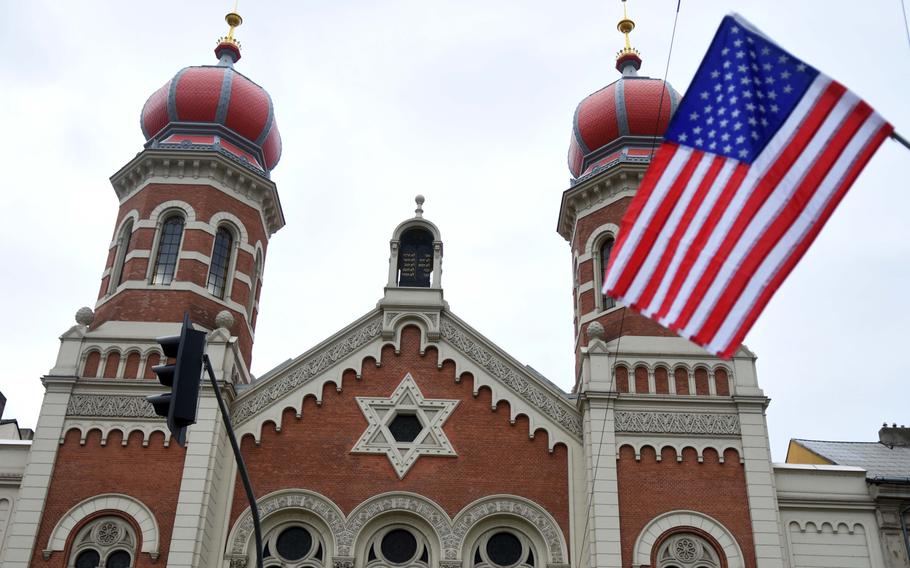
[792,438,910,481]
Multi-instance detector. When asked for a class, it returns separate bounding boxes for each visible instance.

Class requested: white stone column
[577,323,622,568]
[582,397,622,568]
[736,397,786,568]
[167,330,240,568]
[166,385,229,568]
[0,376,75,567]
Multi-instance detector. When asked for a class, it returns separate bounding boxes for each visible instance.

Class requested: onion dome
[140,12,281,175]
[567,5,679,181]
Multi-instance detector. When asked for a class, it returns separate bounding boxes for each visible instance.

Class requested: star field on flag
[602,13,894,359]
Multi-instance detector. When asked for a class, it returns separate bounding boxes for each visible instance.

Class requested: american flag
[602,14,893,359]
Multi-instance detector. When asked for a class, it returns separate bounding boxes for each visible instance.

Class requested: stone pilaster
[736,397,786,568]
[577,324,622,568]
[0,376,76,567]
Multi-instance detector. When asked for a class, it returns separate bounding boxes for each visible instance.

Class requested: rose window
[655,533,721,568]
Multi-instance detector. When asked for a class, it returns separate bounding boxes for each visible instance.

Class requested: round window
[276,526,313,561]
[105,550,131,568]
[486,532,523,567]
[381,528,419,564]
[75,550,101,568]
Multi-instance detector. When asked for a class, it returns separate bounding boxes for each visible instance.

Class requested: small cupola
[380,196,447,313]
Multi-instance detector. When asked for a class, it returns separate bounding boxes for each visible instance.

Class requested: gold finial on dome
[616,0,639,58]
[217,1,243,51]
[215,2,243,64]
[615,0,642,75]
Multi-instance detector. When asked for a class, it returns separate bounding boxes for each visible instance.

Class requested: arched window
[249,250,263,315]
[599,236,615,310]
[365,525,429,568]
[262,522,326,568]
[151,215,184,285]
[471,529,537,568]
[397,228,434,287]
[654,533,720,568]
[109,220,133,293]
[207,226,234,298]
[68,517,136,568]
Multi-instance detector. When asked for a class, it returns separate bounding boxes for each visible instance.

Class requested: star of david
[351,373,459,478]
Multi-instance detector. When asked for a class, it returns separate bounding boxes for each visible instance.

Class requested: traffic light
[146,312,206,446]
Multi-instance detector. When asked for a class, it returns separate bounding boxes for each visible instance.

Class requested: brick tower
[92,9,284,370]
[559,7,787,567]
[0,12,285,567]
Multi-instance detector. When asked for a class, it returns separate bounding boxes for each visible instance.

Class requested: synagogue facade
[0,9,902,568]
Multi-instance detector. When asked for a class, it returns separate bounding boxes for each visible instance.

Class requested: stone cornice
[557,162,649,242]
[109,149,285,236]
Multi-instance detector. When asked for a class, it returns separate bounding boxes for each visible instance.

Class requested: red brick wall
[230,326,571,548]
[570,199,677,380]
[92,290,253,364]
[92,182,271,367]
[113,184,269,249]
[31,430,186,568]
[617,445,755,568]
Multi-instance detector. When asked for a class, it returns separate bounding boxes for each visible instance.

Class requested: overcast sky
[1,1,908,460]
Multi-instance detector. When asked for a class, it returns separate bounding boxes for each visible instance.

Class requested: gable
[231,309,581,449]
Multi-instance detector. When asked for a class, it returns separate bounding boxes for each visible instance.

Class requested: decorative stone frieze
[341,494,453,557]
[439,318,582,437]
[229,491,346,557]
[66,395,159,419]
[228,491,567,564]
[451,498,565,563]
[232,316,383,424]
[615,411,740,435]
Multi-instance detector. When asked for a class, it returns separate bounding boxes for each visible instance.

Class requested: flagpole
[892,131,910,151]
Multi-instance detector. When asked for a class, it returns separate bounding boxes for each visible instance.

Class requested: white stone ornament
[351,373,459,478]
[75,306,94,327]
[215,309,235,330]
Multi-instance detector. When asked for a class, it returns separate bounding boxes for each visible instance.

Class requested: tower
[0,13,284,568]
[559,6,787,567]
[94,10,283,370]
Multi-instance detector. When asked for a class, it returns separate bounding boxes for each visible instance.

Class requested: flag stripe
[642,158,739,317]
[669,79,845,332]
[682,84,859,339]
[710,118,893,357]
[633,155,727,313]
[692,98,872,345]
[652,162,749,325]
[604,145,688,291]
[613,150,706,295]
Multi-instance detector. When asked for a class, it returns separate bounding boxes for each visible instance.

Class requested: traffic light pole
[202,354,263,568]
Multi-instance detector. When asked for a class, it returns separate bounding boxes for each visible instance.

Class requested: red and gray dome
[568,76,679,179]
[140,43,281,174]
